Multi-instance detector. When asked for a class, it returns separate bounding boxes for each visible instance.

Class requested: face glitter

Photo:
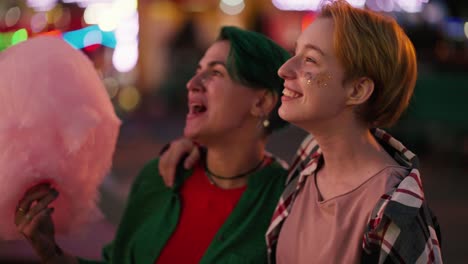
[303,71,331,88]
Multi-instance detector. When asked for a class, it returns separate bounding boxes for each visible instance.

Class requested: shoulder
[264,153,289,180]
[246,154,288,191]
[132,158,162,189]
[129,158,186,196]
[363,169,443,263]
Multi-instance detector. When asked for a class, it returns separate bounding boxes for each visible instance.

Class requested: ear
[346,77,374,106]
[250,90,278,117]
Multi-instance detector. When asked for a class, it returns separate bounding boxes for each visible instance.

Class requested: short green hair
[218,26,291,134]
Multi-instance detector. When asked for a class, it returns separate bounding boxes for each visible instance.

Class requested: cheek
[303,71,332,88]
[209,89,252,116]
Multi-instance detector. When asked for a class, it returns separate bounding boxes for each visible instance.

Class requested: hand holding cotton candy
[0,36,121,240]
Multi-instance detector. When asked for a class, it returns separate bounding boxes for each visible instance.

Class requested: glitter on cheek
[303,72,314,85]
[303,71,332,88]
[316,73,332,88]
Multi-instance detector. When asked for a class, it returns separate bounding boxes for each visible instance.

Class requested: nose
[186,73,206,92]
[277,57,297,80]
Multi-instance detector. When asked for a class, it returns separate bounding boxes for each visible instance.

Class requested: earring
[307,79,311,85]
[263,119,270,128]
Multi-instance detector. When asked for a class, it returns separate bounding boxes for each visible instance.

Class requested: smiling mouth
[282,89,302,98]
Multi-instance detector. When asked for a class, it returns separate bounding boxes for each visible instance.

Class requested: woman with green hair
[14,26,291,264]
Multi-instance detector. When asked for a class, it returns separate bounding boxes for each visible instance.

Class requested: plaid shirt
[266,128,443,263]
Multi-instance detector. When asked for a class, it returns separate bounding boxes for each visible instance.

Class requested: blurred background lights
[445,18,466,41]
[97,8,120,32]
[422,2,446,24]
[27,0,58,12]
[118,86,140,112]
[397,0,423,13]
[115,14,139,43]
[5,7,21,27]
[61,0,114,8]
[222,0,243,6]
[347,0,366,8]
[272,0,325,11]
[219,0,245,15]
[54,6,72,28]
[83,0,138,32]
[25,0,140,72]
[11,29,28,45]
[83,29,103,47]
[103,77,120,99]
[112,43,139,73]
[376,0,394,12]
[272,0,429,12]
[30,12,48,33]
[63,25,116,49]
[81,0,139,72]
[465,22,468,39]
[84,3,111,25]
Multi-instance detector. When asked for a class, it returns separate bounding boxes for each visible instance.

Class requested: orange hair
[319,0,417,127]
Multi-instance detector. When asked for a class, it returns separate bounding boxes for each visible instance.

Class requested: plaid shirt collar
[266,128,442,263]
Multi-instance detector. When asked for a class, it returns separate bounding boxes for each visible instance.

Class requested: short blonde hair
[319,0,417,127]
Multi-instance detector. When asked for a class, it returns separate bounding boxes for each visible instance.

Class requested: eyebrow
[197,61,227,70]
[208,61,226,67]
[295,42,326,56]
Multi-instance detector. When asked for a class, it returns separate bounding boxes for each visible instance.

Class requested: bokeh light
[347,0,366,8]
[83,30,103,48]
[30,12,48,33]
[272,0,428,12]
[112,42,138,73]
[397,0,423,13]
[376,0,394,12]
[63,25,116,49]
[84,3,110,25]
[5,7,21,27]
[219,0,245,15]
[27,0,58,12]
[464,22,468,39]
[11,29,28,45]
[103,77,120,98]
[118,86,140,112]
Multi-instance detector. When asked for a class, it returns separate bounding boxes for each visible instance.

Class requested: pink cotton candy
[0,36,121,240]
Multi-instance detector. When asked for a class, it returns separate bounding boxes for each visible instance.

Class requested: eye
[305,57,316,64]
[211,69,223,77]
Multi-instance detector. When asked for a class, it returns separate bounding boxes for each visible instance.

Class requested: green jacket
[79,157,287,264]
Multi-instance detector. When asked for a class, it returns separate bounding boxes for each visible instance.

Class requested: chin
[183,127,197,139]
[278,106,297,123]
[279,107,311,127]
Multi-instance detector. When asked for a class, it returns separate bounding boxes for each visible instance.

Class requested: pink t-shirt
[276,166,407,264]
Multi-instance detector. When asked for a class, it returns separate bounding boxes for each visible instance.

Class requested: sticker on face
[303,71,332,88]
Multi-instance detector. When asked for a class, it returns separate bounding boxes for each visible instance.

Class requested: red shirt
[156,163,247,263]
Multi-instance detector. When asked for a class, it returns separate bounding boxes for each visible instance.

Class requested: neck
[205,139,265,189]
[306,117,397,182]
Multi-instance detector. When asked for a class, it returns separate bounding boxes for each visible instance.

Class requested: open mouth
[282,88,303,99]
[189,102,207,116]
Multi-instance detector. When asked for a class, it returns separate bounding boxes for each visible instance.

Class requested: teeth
[189,102,206,114]
[283,89,302,98]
